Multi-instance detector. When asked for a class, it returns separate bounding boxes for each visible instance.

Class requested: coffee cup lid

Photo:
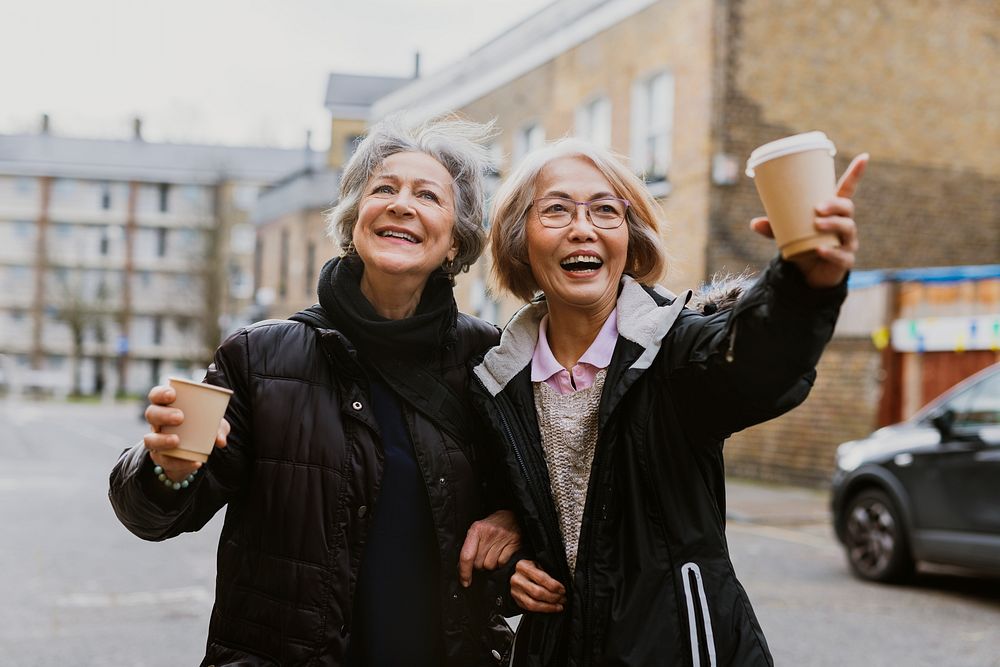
[168,376,234,395]
[745,131,836,177]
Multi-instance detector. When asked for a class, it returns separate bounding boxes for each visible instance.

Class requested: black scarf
[317,254,457,362]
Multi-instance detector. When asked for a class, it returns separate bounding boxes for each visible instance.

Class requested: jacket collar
[474,275,692,397]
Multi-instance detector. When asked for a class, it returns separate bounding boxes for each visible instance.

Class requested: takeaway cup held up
[745,131,840,259]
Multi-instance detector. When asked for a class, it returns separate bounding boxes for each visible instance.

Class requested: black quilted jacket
[110,305,513,666]
[472,258,846,667]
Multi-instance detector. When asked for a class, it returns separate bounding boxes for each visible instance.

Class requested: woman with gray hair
[110,115,521,666]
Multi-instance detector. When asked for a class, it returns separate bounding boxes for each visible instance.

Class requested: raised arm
[666,155,867,438]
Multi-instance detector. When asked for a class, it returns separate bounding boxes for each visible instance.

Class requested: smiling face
[526,155,629,318]
[352,151,457,287]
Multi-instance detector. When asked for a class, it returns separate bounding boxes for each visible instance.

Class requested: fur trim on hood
[688,271,755,316]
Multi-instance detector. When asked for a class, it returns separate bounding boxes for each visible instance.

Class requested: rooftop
[324,72,414,121]
[370,0,657,119]
[0,133,325,185]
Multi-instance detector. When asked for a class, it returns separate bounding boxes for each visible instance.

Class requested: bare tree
[53,266,106,396]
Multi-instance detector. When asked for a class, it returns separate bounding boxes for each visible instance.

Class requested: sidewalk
[725,477,830,526]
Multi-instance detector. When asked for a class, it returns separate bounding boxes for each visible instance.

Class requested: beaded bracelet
[153,464,198,491]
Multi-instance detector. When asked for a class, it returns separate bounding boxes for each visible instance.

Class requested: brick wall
[711,0,1000,275]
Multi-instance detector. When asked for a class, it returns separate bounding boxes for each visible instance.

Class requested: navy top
[346,376,443,667]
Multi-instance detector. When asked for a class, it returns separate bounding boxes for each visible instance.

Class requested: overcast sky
[0,0,551,148]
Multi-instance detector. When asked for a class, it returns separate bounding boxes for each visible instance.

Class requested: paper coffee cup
[745,131,839,259]
[159,377,233,463]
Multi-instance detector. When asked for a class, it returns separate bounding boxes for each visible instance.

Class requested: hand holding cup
[144,382,231,483]
[750,152,868,289]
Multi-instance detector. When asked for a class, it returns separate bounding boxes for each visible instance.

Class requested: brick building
[366,0,999,485]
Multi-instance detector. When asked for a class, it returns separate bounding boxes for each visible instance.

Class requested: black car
[831,362,1000,582]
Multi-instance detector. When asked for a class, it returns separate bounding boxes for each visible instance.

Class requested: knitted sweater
[532,369,607,573]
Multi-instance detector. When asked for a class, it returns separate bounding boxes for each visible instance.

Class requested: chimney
[413,51,421,79]
[40,114,51,135]
[132,117,143,141]
[303,130,313,173]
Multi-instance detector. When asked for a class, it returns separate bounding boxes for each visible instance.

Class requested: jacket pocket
[681,562,717,667]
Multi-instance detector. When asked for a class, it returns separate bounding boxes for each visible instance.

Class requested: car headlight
[836,442,865,472]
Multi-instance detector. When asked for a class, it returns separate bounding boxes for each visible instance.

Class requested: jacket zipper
[475,375,571,664]
[725,319,738,362]
[680,562,717,667]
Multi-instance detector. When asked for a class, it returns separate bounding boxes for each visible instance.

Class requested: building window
[99,227,110,256]
[254,237,263,296]
[14,220,34,237]
[15,177,35,195]
[158,184,170,213]
[279,229,289,298]
[229,223,256,254]
[152,316,163,345]
[630,71,675,181]
[232,185,259,211]
[514,122,545,164]
[575,96,612,148]
[52,179,75,198]
[305,240,316,297]
[100,182,112,210]
[156,227,168,257]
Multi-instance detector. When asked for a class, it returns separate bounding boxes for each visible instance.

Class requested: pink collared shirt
[531,308,618,395]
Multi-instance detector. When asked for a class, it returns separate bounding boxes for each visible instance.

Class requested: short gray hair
[326,114,497,276]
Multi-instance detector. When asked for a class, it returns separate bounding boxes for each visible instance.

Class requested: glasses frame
[530,196,631,229]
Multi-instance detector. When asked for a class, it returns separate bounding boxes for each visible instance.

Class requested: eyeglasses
[531,196,630,229]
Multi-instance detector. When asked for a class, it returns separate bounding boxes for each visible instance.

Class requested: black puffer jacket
[109,305,513,666]
[471,258,846,667]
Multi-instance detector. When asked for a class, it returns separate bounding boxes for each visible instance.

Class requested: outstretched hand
[751,153,868,289]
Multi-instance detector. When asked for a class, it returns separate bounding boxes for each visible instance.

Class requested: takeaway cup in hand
[159,377,233,463]
[745,131,840,259]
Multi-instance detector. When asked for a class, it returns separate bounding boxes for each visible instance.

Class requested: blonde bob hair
[326,114,497,277]
[489,138,668,302]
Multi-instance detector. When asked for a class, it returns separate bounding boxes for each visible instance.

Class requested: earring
[441,257,458,285]
[343,241,357,256]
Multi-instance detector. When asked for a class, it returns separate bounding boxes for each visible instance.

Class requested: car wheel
[843,488,914,583]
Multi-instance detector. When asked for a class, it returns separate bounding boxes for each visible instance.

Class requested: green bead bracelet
[153,464,198,491]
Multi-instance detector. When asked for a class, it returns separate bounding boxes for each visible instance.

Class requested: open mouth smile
[559,254,604,273]
[377,229,420,244]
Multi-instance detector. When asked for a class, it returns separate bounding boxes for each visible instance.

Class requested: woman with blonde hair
[472,138,866,665]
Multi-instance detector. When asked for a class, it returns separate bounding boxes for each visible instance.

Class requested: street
[1,399,998,666]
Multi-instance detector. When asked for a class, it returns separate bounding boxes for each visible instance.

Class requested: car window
[946,371,1000,428]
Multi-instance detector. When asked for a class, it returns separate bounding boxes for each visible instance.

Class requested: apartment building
[0,120,322,396]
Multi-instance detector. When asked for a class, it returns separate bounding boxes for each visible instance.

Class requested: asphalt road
[1,398,998,666]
